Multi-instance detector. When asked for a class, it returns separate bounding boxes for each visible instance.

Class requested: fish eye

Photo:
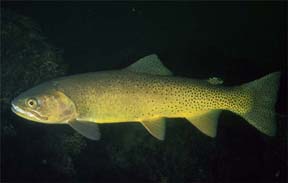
[26,98,38,108]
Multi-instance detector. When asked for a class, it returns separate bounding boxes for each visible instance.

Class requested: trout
[11,54,280,140]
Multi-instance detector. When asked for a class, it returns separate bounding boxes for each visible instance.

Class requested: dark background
[1,2,287,183]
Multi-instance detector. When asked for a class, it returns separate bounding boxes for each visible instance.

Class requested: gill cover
[41,90,78,123]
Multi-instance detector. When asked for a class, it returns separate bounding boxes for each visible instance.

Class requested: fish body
[54,71,248,123]
[11,54,280,140]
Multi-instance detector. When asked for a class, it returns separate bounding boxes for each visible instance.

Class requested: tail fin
[240,72,280,136]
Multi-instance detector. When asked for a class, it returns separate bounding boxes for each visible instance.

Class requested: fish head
[11,82,77,124]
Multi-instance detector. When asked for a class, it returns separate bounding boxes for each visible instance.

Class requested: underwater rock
[1,10,65,121]
[1,10,85,180]
[1,9,66,104]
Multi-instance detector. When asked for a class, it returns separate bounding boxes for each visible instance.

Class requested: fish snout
[11,99,18,114]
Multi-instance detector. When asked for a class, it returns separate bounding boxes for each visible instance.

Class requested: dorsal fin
[124,54,173,76]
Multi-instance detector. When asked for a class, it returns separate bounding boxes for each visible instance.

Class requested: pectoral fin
[141,118,166,140]
[186,110,221,137]
[68,120,101,140]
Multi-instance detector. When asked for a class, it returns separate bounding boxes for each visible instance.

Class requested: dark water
[1,2,287,183]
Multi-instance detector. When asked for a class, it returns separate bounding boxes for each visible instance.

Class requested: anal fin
[186,110,221,137]
[141,118,166,140]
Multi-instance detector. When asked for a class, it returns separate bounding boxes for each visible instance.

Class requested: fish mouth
[11,103,48,121]
[11,104,17,114]
[11,103,28,117]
